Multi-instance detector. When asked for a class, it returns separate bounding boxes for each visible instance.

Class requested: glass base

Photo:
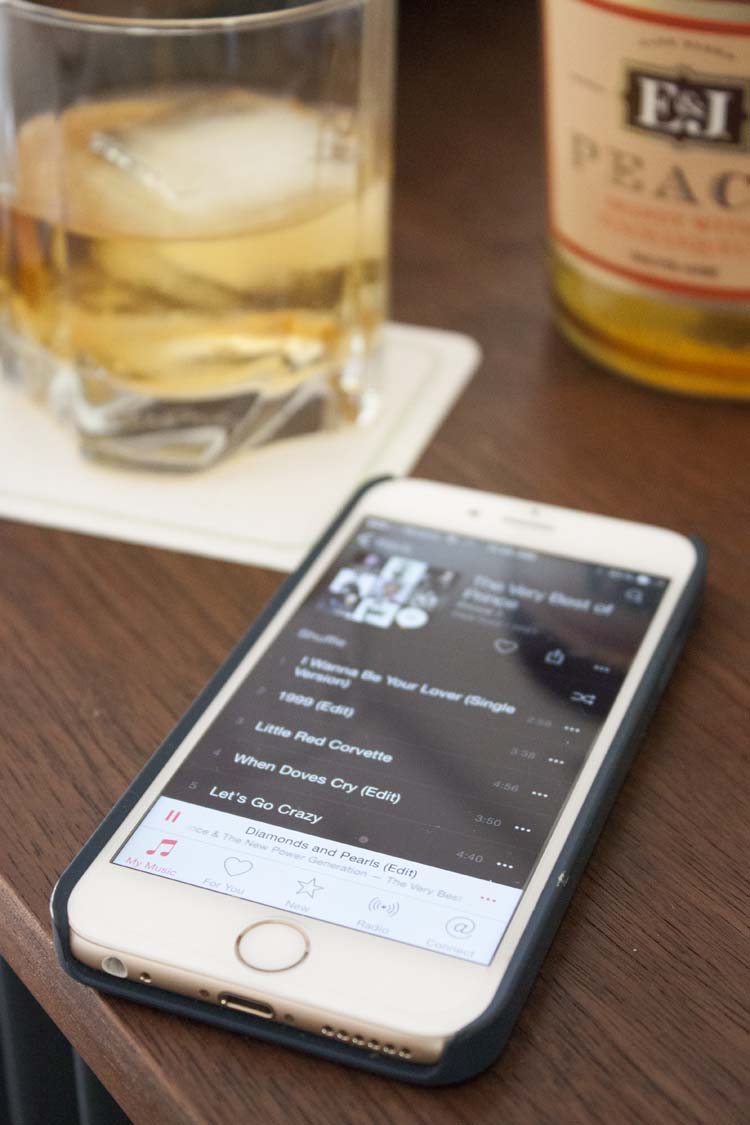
[2,331,380,471]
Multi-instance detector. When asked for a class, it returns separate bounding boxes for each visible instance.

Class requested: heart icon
[224,857,253,878]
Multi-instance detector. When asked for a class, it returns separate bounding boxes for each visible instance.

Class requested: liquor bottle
[543,0,750,397]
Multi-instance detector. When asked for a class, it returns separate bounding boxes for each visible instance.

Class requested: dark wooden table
[1,3,748,1122]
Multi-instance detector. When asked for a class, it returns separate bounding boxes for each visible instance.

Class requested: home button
[236,921,309,972]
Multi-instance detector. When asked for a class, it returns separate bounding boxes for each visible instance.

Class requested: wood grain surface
[1,2,748,1122]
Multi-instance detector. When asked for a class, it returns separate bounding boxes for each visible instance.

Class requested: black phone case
[51,478,708,1086]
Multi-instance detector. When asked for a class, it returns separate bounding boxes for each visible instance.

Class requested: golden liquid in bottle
[551,248,750,397]
[544,0,750,399]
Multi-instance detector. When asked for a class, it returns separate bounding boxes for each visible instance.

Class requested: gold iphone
[54,478,705,1082]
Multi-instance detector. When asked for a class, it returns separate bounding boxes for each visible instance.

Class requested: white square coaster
[0,323,480,572]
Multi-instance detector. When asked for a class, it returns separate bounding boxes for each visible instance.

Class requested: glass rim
[2,0,363,34]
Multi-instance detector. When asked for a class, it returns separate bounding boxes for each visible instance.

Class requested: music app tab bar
[113,796,522,965]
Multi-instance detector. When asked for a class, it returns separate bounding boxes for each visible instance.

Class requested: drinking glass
[0,0,394,469]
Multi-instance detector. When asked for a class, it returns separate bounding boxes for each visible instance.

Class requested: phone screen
[113,518,666,965]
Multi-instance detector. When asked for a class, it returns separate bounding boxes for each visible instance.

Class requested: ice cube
[88,89,356,237]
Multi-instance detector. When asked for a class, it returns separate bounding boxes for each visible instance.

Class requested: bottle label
[544,0,750,299]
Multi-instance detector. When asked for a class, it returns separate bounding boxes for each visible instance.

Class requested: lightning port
[219,994,275,1019]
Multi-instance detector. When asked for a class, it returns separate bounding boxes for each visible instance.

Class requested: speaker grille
[320,1025,411,1059]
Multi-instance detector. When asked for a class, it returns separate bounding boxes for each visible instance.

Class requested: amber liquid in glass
[3,89,388,460]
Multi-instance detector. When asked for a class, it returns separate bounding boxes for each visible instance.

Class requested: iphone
[53,478,705,1083]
